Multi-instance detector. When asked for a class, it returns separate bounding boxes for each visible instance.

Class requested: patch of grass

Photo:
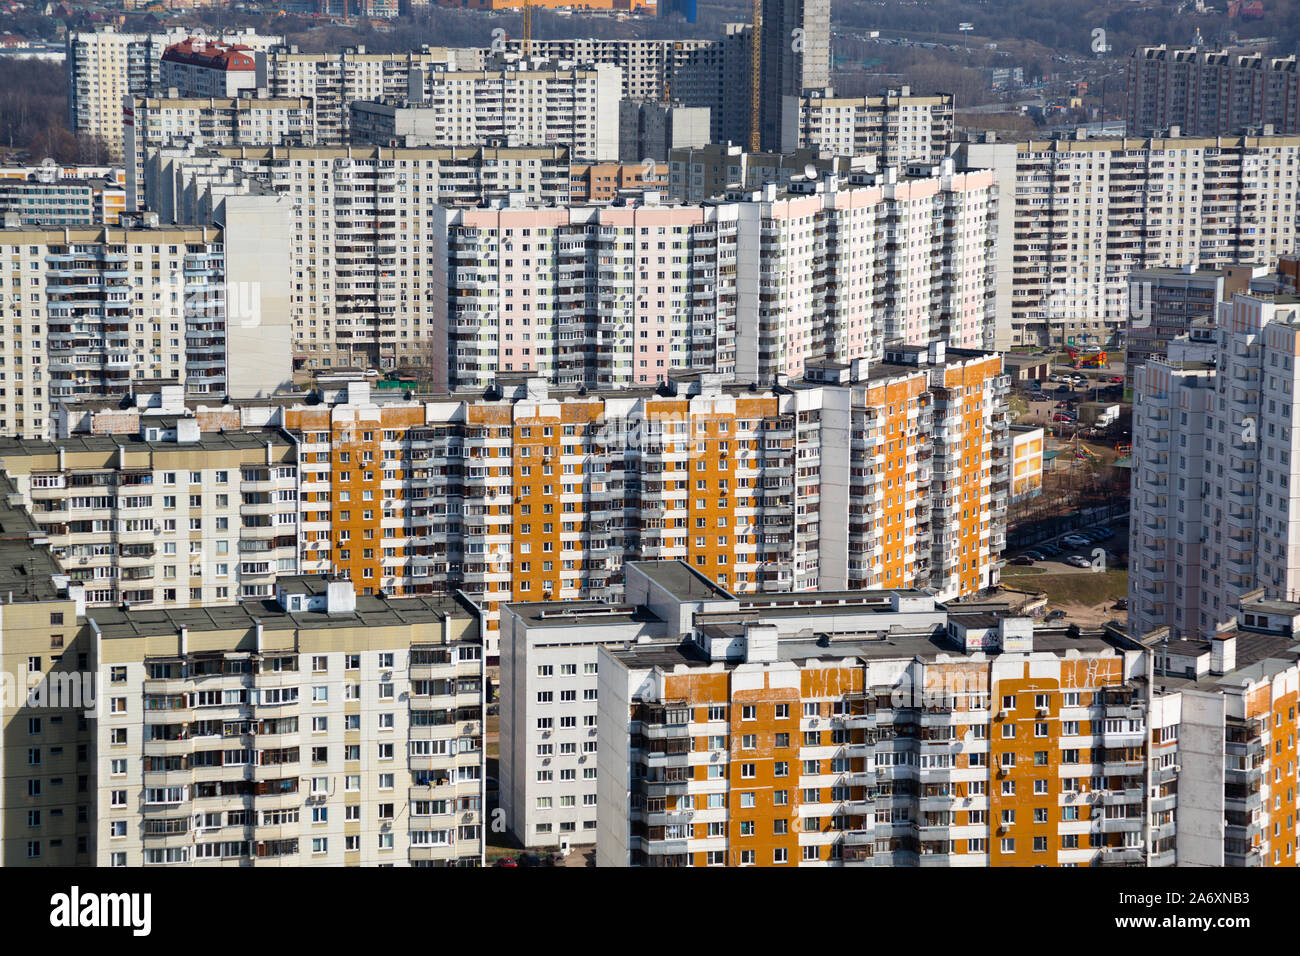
[1001,565,1046,575]
[1004,569,1128,607]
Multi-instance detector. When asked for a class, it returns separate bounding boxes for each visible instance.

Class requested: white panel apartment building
[954,132,1300,350]
[1130,291,1300,642]
[255,45,485,143]
[66,27,283,159]
[123,94,317,209]
[503,31,753,146]
[349,64,622,162]
[89,577,485,867]
[0,426,303,607]
[146,144,572,377]
[0,210,292,438]
[785,88,955,163]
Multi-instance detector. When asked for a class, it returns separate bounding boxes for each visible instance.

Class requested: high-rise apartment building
[0,518,487,867]
[1124,264,1267,390]
[255,45,485,144]
[954,131,1300,350]
[1,353,1010,656]
[1127,46,1300,137]
[151,160,994,376]
[123,94,318,209]
[503,32,753,146]
[0,206,292,437]
[147,143,575,374]
[1130,291,1300,641]
[347,64,622,161]
[587,562,1150,867]
[494,558,1299,867]
[1144,591,1300,868]
[785,87,954,162]
[759,0,830,151]
[66,27,283,159]
[437,166,996,390]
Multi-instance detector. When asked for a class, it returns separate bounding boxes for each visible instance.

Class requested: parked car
[1022,550,1046,561]
[495,857,519,868]
[1037,544,1062,556]
[1061,534,1091,548]
[1108,376,1123,384]
[1048,374,1061,382]
[1055,384,1071,394]
[1052,413,1076,423]
[1113,598,1129,610]
[1054,400,1071,409]
[1044,610,1067,622]
[1065,555,1093,569]
[1092,527,1115,539]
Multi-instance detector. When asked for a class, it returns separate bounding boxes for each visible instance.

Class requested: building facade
[786,88,954,162]
[255,45,485,144]
[123,94,318,209]
[0,211,292,437]
[955,132,1300,350]
[758,0,830,151]
[1129,291,1300,641]
[348,64,622,161]
[1127,46,1300,137]
[1,353,1010,656]
[66,27,282,160]
[0,546,487,867]
[589,562,1151,867]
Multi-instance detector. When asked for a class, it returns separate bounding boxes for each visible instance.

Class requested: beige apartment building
[0,212,293,439]
[0,522,486,867]
[786,88,955,163]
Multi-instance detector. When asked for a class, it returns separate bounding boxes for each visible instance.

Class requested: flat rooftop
[606,624,1134,670]
[0,429,291,461]
[631,560,734,601]
[88,583,479,641]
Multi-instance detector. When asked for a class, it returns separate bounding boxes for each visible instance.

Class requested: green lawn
[1001,568,1128,607]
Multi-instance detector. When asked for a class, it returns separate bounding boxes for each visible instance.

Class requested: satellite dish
[803,164,818,181]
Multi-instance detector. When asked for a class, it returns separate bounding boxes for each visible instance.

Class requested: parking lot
[1006,515,1128,574]
[1014,358,1126,430]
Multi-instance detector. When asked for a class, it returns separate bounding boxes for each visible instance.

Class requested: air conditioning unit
[1036,707,1049,717]
[995,710,1007,720]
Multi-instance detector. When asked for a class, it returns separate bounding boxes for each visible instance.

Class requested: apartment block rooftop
[86,575,480,641]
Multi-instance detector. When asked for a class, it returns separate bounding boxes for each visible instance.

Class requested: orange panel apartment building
[573,563,1300,866]
[2,347,1009,662]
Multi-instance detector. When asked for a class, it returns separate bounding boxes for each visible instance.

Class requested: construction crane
[749,0,761,152]
[522,0,532,60]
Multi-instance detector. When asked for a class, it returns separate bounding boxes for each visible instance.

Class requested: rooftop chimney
[1210,626,1237,676]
